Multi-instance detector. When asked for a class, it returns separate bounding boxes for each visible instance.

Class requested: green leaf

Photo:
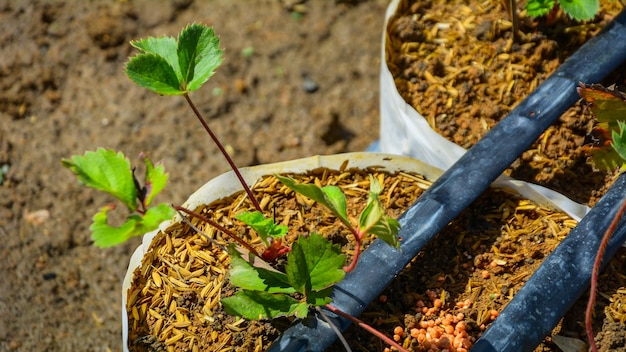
[228,245,295,294]
[61,148,137,211]
[286,233,345,295]
[588,139,626,170]
[525,0,555,18]
[90,205,139,247]
[130,36,181,82]
[321,186,349,223]
[359,176,384,234]
[359,197,383,235]
[222,290,309,319]
[127,24,222,94]
[368,174,383,194]
[559,0,598,21]
[581,87,626,131]
[126,54,184,95]
[579,84,626,170]
[89,203,173,247]
[177,24,223,92]
[612,121,626,162]
[359,176,401,248]
[306,286,334,307]
[369,216,401,248]
[138,203,175,233]
[143,157,169,208]
[276,175,350,226]
[235,211,288,244]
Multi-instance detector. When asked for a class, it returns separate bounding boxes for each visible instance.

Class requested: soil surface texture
[0,1,388,351]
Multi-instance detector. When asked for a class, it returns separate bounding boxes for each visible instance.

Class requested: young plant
[222,175,406,351]
[126,23,262,213]
[579,83,626,352]
[276,174,400,271]
[235,211,290,262]
[525,0,599,21]
[222,175,401,319]
[64,23,407,351]
[506,0,600,43]
[61,148,174,247]
[222,233,345,319]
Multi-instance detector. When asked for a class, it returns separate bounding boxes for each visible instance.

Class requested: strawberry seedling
[525,0,599,21]
[63,23,407,352]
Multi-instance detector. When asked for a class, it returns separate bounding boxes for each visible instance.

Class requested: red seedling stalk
[342,225,363,273]
[183,93,262,213]
[585,197,626,352]
[324,303,409,352]
[174,205,264,260]
[343,231,362,273]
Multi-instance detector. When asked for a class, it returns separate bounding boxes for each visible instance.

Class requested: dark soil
[0,1,388,351]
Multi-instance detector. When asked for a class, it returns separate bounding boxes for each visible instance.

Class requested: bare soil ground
[0,1,388,351]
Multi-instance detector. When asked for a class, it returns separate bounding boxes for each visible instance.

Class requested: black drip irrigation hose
[268,9,626,352]
[472,173,626,351]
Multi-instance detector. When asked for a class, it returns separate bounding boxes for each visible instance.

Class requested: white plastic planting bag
[122,145,591,350]
[379,0,589,221]
[121,152,444,351]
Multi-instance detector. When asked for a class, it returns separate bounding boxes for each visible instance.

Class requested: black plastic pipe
[472,173,626,351]
[268,9,626,352]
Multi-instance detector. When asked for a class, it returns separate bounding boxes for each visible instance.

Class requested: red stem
[183,93,262,212]
[174,205,263,260]
[137,199,147,215]
[585,197,626,352]
[341,225,364,272]
[324,303,409,352]
[343,237,361,273]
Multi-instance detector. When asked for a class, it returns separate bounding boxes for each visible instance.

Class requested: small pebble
[301,73,319,93]
[43,272,57,280]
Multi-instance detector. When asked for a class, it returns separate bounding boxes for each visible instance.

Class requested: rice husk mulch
[385,0,624,205]
[126,167,432,351]
[327,187,580,351]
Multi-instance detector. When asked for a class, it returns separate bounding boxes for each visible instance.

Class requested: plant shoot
[63,23,407,352]
[61,148,174,247]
